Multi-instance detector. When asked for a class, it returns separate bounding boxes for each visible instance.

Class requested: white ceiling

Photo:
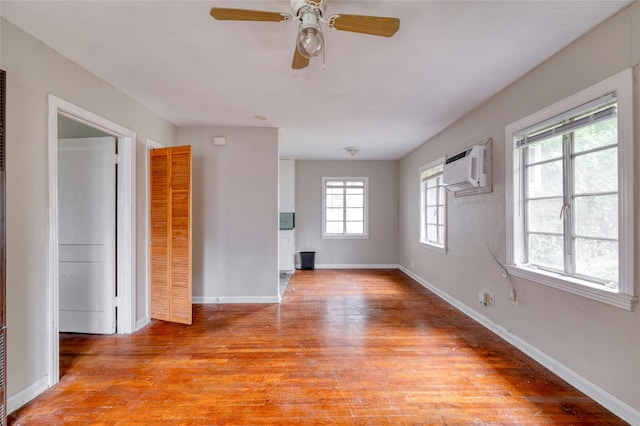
[0,1,631,159]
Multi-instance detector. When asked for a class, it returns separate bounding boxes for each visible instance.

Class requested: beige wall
[398,2,640,415]
[179,127,279,302]
[1,19,178,403]
[296,160,398,266]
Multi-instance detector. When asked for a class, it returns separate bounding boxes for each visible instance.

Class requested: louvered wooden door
[150,146,192,325]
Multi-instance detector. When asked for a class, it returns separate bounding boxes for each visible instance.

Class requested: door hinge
[114,153,119,164]
[114,296,119,307]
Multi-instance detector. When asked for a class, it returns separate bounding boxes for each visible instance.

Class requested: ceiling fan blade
[328,14,400,37]
[292,47,310,70]
[210,8,290,22]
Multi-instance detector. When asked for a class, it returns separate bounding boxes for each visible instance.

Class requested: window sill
[419,241,447,255]
[506,265,637,311]
[321,235,369,240]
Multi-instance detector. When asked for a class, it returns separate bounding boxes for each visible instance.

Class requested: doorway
[47,95,136,387]
[58,117,117,334]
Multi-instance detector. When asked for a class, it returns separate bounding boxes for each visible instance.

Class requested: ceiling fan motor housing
[291,0,326,18]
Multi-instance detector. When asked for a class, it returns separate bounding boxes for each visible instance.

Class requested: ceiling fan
[210,0,400,70]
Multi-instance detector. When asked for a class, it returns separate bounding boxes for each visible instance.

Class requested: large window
[506,69,634,310]
[322,177,368,239]
[420,158,446,252]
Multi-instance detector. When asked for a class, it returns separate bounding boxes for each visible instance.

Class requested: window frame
[321,177,369,239]
[419,157,447,254]
[505,69,635,310]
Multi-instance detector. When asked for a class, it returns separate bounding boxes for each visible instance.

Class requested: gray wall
[296,160,398,266]
[398,2,640,413]
[1,19,178,402]
[179,127,279,302]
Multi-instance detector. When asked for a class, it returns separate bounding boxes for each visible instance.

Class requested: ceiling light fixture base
[344,146,360,156]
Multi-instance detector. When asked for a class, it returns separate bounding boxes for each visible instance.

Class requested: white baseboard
[398,265,640,425]
[193,296,279,304]
[8,376,49,414]
[295,263,400,270]
[135,316,150,331]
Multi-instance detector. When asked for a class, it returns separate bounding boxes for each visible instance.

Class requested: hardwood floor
[9,270,625,425]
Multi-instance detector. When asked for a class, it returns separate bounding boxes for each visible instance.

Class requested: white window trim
[505,68,636,310]
[321,177,369,239]
[419,157,447,254]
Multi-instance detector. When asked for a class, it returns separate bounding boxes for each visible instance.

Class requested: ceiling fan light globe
[296,26,323,58]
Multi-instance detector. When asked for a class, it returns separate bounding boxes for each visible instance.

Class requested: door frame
[143,138,165,328]
[47,95,136,387]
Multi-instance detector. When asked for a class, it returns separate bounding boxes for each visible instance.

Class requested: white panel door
[58,137,116,334]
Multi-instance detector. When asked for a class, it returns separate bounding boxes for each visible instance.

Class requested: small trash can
[300,251,316,270]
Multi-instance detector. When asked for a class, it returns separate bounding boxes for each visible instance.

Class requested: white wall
[296,160,398,267]
[398,2,640,417]
[179,127,279,303]
[1,19,178,404]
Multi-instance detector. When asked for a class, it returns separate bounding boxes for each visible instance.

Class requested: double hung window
[322,177,368,238]
[506,69,634,309]
[520,95,618,285]
[420,159,446,252]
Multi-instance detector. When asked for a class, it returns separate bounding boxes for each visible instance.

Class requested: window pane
[527,198,563,234]
[326,222,343,234]
[574,116,617,153]
[574,194,618,239]
[346,181,363,187]
[528,234,564,270]
[425,206,437,224]
[346,222,363,234]
[346,194,363,208]
[326,194,343,208]
[575,238,618,285]
[526,135,563,164]
[326,208,343,221]
[346,188,364,195]
[327,181,343,187]
[526,159,563,198]
[438,207,445,226]
[346,208,363,221]
[326,187,344,195]
[574,147,617,194]
[426,224,437,242]
[426,186,438,205]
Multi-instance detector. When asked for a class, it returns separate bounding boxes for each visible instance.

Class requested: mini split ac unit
[443,145,487,192]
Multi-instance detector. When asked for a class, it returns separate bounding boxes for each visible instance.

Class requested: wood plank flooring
[9,269,625,424]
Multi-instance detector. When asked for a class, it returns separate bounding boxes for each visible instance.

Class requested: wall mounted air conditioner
[443,145,487,192]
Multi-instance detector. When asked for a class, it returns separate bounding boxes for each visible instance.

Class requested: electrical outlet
[479,290,494,306]
[479,290,487,305]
